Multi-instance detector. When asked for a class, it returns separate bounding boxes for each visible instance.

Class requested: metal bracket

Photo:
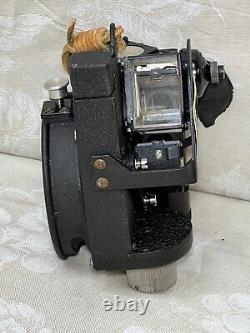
[92,155,197,191]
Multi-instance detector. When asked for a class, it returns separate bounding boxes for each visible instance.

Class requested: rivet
[93,159,107,170]
[96,177,109,189]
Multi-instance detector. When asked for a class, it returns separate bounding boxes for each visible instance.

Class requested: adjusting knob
[44,77,69,108]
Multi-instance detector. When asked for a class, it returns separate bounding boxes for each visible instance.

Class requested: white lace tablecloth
[0,0,250,200]
[1,1,250,332]
[1,153,250,333]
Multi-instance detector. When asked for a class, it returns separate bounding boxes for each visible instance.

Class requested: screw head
[93,159,107,170]
[96,177,109,189]
[155,149,163,160]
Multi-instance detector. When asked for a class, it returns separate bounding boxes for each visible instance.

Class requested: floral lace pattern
[0,298,52,333]
[1,0,250,332]
[0,0,248,201]
[0,15,51,51]
[1,152,249,332]
[0,204,60,274]
[0,170,60,274]
[0,89,42,158]
[157,293,250,333]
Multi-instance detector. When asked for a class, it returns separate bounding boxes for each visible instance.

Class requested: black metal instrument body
[41,27,233,271]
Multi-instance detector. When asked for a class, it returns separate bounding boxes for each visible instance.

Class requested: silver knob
[44,77,69,101]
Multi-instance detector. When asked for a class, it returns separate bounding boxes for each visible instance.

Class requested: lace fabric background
[0,0,249,200]
[1,153,250,333]
[0,1,250,332]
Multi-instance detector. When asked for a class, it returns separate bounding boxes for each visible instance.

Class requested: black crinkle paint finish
[132,209,192,253]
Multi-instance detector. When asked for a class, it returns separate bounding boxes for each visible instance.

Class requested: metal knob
[44,77,69,101]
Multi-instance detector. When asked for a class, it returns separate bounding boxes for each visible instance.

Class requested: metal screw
[135,159,141,170]
[135,158,148,170]
[155,150,163,160]
[143,194,157,207]
[96,177,109,189]
[93,159,107,170]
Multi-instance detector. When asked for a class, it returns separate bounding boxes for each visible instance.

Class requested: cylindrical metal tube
[126,262,177,293]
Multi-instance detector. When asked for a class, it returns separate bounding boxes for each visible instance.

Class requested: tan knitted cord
[62,19,126,71]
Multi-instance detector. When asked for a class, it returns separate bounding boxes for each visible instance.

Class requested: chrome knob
[44,77,69,100]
